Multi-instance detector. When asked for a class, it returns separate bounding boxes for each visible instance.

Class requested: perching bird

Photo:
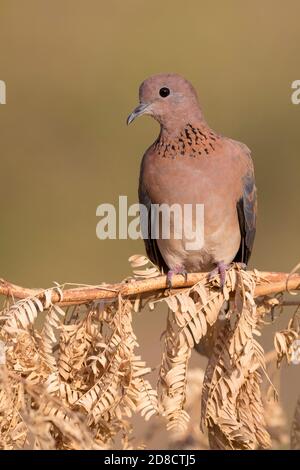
[127,73,257,286]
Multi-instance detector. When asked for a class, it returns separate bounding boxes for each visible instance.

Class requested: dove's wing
[234,147,257,265]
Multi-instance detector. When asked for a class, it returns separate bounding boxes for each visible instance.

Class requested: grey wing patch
[225,138,257,264]
[138,184,168,273]
[235,171,257,265]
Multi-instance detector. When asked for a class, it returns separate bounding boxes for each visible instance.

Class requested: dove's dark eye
[159,87,170,98]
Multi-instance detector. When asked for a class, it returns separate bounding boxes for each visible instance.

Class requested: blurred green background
[0,0,299,445]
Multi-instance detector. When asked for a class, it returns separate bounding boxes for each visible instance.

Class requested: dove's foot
[167,265,188,288]
[208,261,230,288]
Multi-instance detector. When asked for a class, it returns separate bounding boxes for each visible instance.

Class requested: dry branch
[1,270,300,306]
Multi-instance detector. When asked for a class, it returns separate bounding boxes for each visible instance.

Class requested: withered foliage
[0,257,299,450]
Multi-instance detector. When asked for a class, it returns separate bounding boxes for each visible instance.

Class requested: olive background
[0,0,299,446]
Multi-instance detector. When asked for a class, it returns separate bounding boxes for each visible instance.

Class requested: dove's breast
[140,138,245,272]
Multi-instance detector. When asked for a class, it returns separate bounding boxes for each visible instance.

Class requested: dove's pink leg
[209,261,230,288]
[167,265,188,288]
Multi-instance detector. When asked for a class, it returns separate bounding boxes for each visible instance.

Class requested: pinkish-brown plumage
[127,73,257,279]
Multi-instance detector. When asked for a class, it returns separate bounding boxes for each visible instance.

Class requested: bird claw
[167,266,188,288]
[208,261,230,288]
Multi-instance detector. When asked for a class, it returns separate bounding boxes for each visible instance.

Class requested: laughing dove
[127,73,257,286]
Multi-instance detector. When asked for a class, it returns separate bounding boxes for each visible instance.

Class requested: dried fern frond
[274,313,300,366]
[0,283,156,449]
[157,265,239,434]
[128,254,161,279]
[0,257,299,450]
[158,309,192,431]
[201,269,271,450]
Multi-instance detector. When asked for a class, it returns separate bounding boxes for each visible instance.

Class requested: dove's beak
[127,103,150,125]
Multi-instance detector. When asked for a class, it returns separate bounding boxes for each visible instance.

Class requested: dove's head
[127,73,204,134]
